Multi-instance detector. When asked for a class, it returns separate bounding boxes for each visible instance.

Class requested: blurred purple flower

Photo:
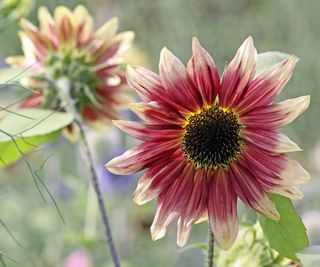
[65,250,89,267]
[99,150,138,194]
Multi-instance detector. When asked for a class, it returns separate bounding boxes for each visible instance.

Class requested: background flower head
[65,250,90,267]
[106,36,310,250]
[6,5,134,128]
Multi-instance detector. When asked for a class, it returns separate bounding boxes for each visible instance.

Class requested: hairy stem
[206,226,215,267]
[56,77,120,267]
[75,118,120,267]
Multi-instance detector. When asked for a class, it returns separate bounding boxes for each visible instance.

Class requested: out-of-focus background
[0,0,319,266]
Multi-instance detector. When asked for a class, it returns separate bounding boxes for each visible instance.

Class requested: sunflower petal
[96,17,119,40]
[241,95,310,129]
[160,47,202,111]
[208,170,238,250]
[238,55,298,114]
[220,36,257,108]
[242,129,302,154]
[187,37,220,105]
[231,163,280,221]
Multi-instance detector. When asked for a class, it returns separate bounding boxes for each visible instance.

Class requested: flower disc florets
[182,104,243,170]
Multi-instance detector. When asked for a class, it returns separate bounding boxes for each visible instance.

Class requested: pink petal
[208,170,238,250]
[230,162,280,220]
[151,164,194,241]
[240,147,310,189]
[177,169,208,246]
[54,6,76,44]
[38,7,59,49]
[130,102,184,125]
[240,95,310,129]
[126,65,190,114]
[96,31,134,64]
[105,140,180,175]
[237,55,298,114]
[269,185,303,200]
[20,19,50,57]
[112,120,183,142]
[242,128,302,154]
[134,159,185,205]
[187,37,220,105]
[159,47,202,111]
[73,5,93,47]
[219,36,257,108]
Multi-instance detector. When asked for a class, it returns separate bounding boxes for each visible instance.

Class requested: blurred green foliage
[0,0,320,266]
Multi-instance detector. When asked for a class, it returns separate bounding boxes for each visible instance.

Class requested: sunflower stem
[75,117,121,267]
[56,77,121,267]
[206,226,215,267]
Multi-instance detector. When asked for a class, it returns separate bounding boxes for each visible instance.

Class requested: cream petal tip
[150,226,166,241]
[107,17,119,28]
[133,182,156,205]
[126,64,136,77]
[245,35,254,44]
[177,234,189,247]
[104,159,122,175]
[268,209,280,222]
[192,36,200,46]
[282,159,311,184]
[160,46,172,59]
[218,237,235,250]
[111,120,124,128]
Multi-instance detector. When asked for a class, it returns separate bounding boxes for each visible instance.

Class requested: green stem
[56,77,121,267]
[75,117,120,267]
[206,226,215,267]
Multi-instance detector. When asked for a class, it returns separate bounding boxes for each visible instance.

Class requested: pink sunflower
[106,37,310,249]
[6,5,134,128]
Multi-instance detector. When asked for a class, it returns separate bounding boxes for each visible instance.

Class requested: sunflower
[106,37,310,249]
[6,5,134,128]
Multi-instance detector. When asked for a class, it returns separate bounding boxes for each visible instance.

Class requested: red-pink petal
[177,169,208,246]
[208,170,238,249]
[237,56,298,114]
[159,47,202,111]
[187,37,220,105]
[130,102,184,125]
[151,164,194,241]
[230,162,280,220]
[105,140,180,175]
[242,128,301,154]
[112,120,183,142]
[219,36,257,108]
[240,95,310,129]
[126,65,190,114]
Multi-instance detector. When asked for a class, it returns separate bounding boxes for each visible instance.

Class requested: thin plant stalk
[75,117,120,267]
[207,226,215,267]
[56,78,121,267]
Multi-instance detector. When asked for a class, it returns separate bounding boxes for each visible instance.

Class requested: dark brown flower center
[182,104,243,170]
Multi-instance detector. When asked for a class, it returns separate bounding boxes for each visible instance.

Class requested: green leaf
[255,51,292,78]
[0,109,74,167]
[297,246,320,267]
[0,67,36,84]
[258,194,309,260]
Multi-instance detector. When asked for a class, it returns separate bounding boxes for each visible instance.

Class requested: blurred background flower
[6,5,134,129]
[65,250,90,267]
